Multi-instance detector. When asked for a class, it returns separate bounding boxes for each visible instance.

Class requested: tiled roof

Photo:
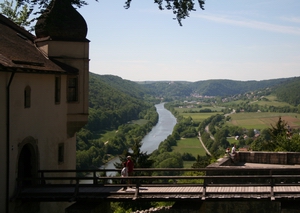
[0,14,77,74]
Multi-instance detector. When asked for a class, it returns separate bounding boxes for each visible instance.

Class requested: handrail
[17,175,300,183]
[15,168,300,202]
[37,167,300,172]
[17,168,300,186]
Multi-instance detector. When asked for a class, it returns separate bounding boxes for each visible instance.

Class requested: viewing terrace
[14,152,300,213]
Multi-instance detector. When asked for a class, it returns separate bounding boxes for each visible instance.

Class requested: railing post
[71,178,80,202]
[133,178,140,200]
[270,169,275,200]
[41,171,46,185]
[93,171,97,185]
[202,181,206,200]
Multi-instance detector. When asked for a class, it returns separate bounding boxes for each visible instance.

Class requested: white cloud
[280,16,300,24]
[195,13,300,35]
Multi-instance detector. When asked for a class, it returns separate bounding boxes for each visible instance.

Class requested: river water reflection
[104,102,177,173]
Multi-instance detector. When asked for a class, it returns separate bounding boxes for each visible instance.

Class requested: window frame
[55,75,61,104]
[67,75,78,103]
[24,86,31,108]
[58,143,64,164]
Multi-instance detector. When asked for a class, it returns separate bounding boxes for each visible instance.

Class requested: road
[198,131,211,156]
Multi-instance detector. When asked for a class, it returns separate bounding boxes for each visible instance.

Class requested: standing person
[230,144,237,162]
[231,144,236,154]
[121,162,128,190]
[126,156,134,188]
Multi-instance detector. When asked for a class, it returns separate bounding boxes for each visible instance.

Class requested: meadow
[172,137,206,168]
[253,95,295,107]
[221,95,293,108]
[175,107,223,123]
[228,112,300,129]
[172,137,206,157]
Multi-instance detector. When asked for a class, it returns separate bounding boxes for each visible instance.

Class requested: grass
[228,112,300,129]
[221,95,294,108]
[182,112,222,123]
[175,107,223,123]
[220,99,245,107]
[251,100,293,108]
[172,138,206,157]
[173,106,224,123]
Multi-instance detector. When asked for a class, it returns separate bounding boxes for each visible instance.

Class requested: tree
[16,0,205,26]
[0,0,33,28]
[192,154,211,168]
[269,117,288,139]
[126,0,205,23]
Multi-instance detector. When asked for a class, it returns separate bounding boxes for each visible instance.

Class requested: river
[104,102,177,173]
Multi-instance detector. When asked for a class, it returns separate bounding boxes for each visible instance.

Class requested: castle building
[0,0,89,212]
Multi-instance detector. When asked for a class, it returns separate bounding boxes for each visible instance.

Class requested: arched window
[24,86,31,108]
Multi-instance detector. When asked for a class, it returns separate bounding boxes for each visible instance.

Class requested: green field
[172,138,206,157]
[182,112,222,122]
[250,96,294,107]
[228,112,300,129]
[175,107,223,122]
[172,138,206,168]
[258,95,293,106]
[175,106,224,113]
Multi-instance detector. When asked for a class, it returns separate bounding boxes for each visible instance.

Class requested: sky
[21,0,300,82]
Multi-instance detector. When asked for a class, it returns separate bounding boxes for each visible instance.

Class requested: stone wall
[237,151,300,165]
[132,201,300,213]
[208,152,300,167]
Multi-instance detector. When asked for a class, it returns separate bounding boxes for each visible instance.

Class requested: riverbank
[104,102,177,171]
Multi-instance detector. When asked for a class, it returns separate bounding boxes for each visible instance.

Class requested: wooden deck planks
[274,186,300,193]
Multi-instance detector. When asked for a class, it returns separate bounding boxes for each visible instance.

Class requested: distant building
[0,0,89,212]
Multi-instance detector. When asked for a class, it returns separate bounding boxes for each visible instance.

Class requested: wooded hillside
[88,73,153,130]
[139,78,290,97]
[274,77,300,106]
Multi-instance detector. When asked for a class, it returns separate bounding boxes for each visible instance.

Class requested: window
[58,143,64,164]
[67,76,78,102]
[24,86,31,108]
[55,76,61,104]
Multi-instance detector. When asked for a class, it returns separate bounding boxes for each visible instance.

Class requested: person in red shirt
[126,156,134,187]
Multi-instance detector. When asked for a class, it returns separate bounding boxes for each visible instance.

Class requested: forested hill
[191,79,289,96]
[90,72,146,99]
[140,78,290,97]
[89,73,300,105]
[274,77,300,106]
[87,73,153,130]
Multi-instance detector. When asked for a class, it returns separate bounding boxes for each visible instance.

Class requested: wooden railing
[20,167,300,186]
[15,168,300,201]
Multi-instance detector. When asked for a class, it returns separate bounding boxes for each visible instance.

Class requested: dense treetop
[16,0,205,26]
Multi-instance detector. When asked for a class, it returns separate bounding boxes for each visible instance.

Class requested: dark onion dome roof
[35,0,87,41]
